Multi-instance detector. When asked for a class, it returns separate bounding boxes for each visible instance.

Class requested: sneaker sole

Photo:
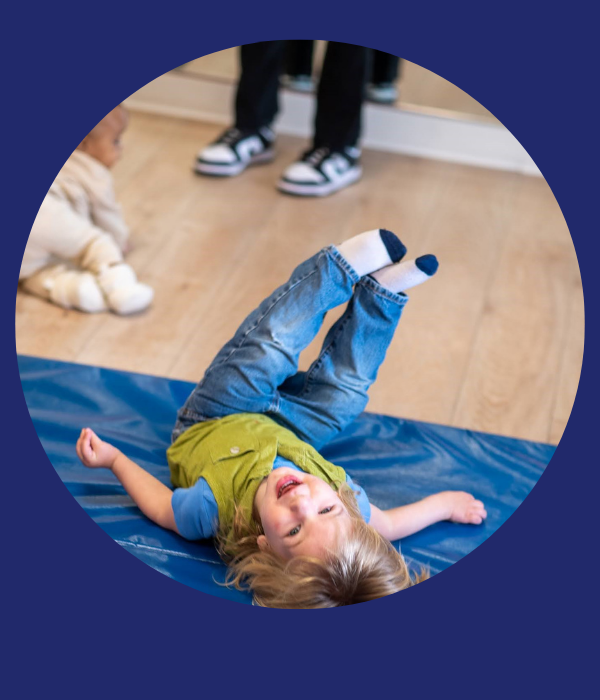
[277,166,362,197]
[195,149,275,177]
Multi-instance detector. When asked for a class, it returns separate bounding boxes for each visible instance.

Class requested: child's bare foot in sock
[372,254,439,293]
[337,229,406,277]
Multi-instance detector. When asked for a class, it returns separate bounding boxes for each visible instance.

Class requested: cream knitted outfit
[20,150,153,314]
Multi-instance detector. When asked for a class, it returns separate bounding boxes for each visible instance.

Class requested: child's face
[254,468,352,560]
[78,107,128,169]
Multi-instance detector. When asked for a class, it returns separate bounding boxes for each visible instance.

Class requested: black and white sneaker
[277,146,362,197]
[195,126,275,176]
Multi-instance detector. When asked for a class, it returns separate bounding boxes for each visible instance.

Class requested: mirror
[175,42,499,125]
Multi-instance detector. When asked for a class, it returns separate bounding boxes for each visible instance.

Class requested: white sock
[96,263,154,315]
[337,228,406,277]
[371,255,439,292]
[47,270,107,313]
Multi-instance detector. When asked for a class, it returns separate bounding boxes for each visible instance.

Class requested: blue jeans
[173,246,408,450]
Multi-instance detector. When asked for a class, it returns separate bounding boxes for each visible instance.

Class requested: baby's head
[77,105,128,169]
[220,471,428,607]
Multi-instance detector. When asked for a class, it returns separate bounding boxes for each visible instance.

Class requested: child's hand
[438,491,487,525]
[76,428,120,469]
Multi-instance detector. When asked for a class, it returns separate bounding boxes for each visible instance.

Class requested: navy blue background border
[4,1,596,697]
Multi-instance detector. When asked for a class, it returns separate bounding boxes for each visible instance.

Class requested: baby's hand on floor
[439,491,487,525]
[76,428,120,469]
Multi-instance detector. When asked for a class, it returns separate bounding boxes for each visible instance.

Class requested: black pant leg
[284,40,315,76]
[313,42,371,151]
[235,41,286,130]
[371,51,402,84]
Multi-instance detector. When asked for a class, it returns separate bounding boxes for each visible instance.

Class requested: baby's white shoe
[47,270,107,313]
[97,263,154,315]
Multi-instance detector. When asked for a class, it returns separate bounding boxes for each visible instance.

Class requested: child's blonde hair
[217,483,428,608]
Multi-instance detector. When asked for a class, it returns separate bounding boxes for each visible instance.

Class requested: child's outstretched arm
[369,492,487,541]
[76,428,179,533]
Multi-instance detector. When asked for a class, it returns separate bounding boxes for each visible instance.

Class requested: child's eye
[288,525,301,537]
[319,506,333,514]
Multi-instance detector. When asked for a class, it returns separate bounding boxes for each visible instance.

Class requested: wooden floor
[15,112,583,445]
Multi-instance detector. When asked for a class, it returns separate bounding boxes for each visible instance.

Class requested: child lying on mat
[19,105,153,315]
[76,229,486,607]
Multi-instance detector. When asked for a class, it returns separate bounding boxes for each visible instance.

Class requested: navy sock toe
[379,229,407,264]
[415,254,439,276]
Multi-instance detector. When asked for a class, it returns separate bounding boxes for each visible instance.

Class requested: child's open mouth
[276,476,302,499]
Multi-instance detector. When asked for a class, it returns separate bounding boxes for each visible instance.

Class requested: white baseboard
[125,70,541,176]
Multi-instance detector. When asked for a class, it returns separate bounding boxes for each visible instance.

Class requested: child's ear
[257,535,269,551]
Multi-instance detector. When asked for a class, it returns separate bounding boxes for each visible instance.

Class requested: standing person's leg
[195,41,284,176]
[173,229,406,439]
[235,41,286,130]
[282,40,316,92]
[367,52,402,104]
[314,42,371,151]
[277,42,370,197]
[371,51,401,85]
[273,256,439,449]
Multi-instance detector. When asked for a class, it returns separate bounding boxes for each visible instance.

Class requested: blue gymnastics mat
[19,354,555,605]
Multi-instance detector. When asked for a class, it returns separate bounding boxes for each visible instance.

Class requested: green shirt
[167,413,347,537]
